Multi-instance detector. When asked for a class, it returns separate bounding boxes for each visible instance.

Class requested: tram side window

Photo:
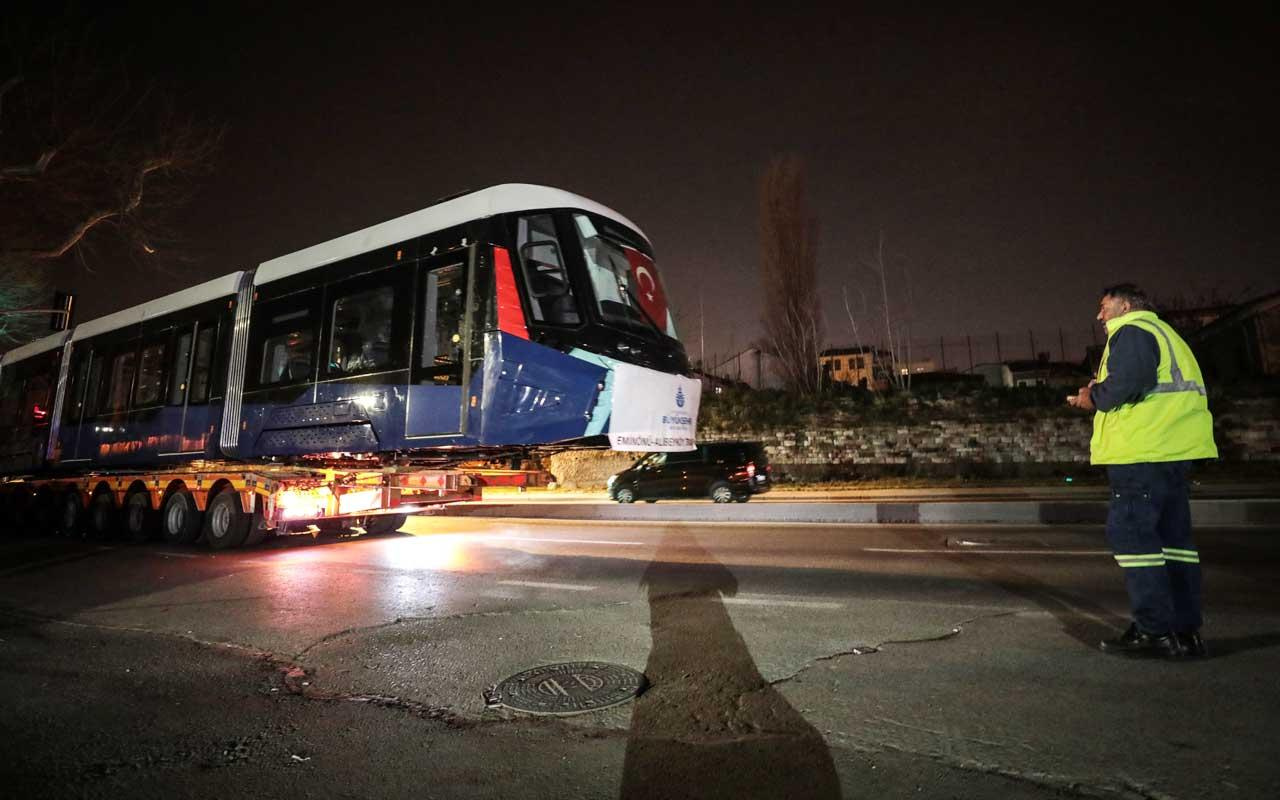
[134,342,166,407]
[64,355,90,423]
[516,214,580,326]
[168,331,193,405]
[106,351,136,413]
[260,309,315,386]
[329,286,394,375]
[190,326,216,403]
[0,377,23,427]
[83,352,105,417]
[419,264,465,385]
[25,373,52,425]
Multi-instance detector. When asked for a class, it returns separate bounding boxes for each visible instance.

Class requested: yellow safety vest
[1090,310,1218,465]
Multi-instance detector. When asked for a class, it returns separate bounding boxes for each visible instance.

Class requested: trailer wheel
[365,514,407,536]
[242,498,271,548]
[57,491,83,537]
[124,492,157,543]
[87,491,119,540]
[204,490,249,550]
[33,489,59,534]
[161,489,202,545]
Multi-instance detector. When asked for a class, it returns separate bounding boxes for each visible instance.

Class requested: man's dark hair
[1101,283,1154,311]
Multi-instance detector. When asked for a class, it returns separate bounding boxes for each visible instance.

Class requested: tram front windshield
[572,214,679,341]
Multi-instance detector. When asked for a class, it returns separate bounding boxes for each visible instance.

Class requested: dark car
[607,441,771,503]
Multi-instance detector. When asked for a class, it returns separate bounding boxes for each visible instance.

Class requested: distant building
[819,346,888,389]
[973,358,1087,388]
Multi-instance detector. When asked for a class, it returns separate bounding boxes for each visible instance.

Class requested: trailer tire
[57,490,83,537]
[124,492,157,543]
[87,491,119,540]
[242,498,271,548]
[204,490,249,550]
[365,514,407,535]
[161,489,202,545]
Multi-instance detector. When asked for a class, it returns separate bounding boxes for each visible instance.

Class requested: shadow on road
[946,555,1130,649]
[620,529,842,800]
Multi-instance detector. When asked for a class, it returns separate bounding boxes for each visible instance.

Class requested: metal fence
[869,327,1102,373]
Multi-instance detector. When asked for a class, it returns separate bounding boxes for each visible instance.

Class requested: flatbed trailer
[0,463,481,549]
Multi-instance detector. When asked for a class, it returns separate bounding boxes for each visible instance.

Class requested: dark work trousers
[1105,461,1202,634]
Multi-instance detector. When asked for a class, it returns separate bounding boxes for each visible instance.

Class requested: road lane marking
[152,551,202,559]
[497,580,597,591]
[864,548,1111,556]
[721,596,843,609]
[478,536,645,546]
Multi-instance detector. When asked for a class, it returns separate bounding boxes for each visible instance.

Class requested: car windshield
[573,213,679,340]
[636,452,667,468]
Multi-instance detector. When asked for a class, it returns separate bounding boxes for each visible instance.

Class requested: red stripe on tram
[493,246,530,340]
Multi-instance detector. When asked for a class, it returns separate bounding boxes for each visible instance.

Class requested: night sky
[34,4,1280,365]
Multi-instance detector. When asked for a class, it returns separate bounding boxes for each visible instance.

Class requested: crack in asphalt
[827,732,1179,800]
[767,609,1025,687]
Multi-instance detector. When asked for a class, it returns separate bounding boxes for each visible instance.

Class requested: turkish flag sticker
[623,246,668,331]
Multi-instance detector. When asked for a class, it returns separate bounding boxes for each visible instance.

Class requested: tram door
[405,249,475,438]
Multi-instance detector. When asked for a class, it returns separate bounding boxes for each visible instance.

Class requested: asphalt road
[2,517,1278,799]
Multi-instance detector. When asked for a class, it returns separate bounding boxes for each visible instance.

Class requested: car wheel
[161,489,203,545]
[204,490,250,550]
[709,482,734,503]
[615,487,636,504]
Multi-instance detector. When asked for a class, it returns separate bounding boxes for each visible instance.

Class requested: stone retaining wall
[547,398,1280,487]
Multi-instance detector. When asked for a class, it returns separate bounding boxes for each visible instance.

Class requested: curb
[438,499,1280,526]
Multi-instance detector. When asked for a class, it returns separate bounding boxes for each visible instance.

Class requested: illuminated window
[106,351,136,413]
[134,343,166,407]
[168,331,193,405]
[329,286,394,375]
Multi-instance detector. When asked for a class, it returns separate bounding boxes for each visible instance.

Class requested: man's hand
[1067,384,1095,411]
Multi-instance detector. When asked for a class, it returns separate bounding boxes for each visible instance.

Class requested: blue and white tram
[0,184,700,474]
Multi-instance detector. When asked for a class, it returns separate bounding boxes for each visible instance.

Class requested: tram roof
[0,331,71,366]
[253,183,648,286]
[68,271,247,344]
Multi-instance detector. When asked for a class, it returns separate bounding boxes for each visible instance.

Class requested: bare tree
[858,232,915,391]
[1,18,222,348]
[758,155,824,395]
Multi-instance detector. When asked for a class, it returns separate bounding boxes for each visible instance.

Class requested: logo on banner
[676,387,685,408]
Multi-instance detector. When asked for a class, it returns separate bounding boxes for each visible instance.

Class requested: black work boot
[1177,630,1209,658]
[1100,623,1186,658]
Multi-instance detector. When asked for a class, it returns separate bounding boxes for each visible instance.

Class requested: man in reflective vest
[1068,283,1217,659]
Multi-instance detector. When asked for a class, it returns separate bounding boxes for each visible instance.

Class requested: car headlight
[606,474,617,488]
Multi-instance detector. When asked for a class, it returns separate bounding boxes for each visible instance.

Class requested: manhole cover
[486,662,647,716]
